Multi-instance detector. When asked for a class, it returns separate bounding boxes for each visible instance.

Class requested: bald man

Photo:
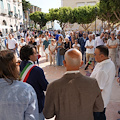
[43,48,104,120]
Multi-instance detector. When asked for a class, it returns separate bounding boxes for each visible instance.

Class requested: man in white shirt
[85,34,95,63]
[106,32,118,67]
[95,32,104,47]
[90,45,116,120]
[6,34,18,51]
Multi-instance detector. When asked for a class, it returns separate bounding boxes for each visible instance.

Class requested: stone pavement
[39,56,120,120]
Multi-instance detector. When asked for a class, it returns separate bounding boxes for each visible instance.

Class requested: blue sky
[27,0,61,13]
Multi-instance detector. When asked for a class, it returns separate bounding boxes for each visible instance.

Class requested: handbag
[59,48,66,55]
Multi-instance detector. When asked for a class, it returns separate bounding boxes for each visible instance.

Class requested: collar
[28,60,34,64]
[64,70,80,75]
[97,58,111,65]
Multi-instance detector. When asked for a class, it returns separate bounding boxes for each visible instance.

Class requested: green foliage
[98,0,120,29]
[74,5,97,31]
[22,0,31,12]
[48,8,59,21]
[29,11,48,29]
[57,7,73,29]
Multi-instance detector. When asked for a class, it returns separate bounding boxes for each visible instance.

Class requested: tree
[22,0,31,13]
[57,7,73,30]
[98,0,120,30]
[29,11,48,29]
[76,6,97,31]
[48,8,59,21]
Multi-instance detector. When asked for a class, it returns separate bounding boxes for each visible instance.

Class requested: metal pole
[95,7,97,35]
[95,16,96,35]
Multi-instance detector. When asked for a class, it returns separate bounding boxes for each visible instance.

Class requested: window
[87,1,96,6]
[0,0,4,9]
[7,3,11,12]
[77,2,85,7]
[18,9,20,17]
[14,6,16,14]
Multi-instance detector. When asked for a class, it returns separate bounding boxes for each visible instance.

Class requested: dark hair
[96,45,109,57]
[58,30,60,34]
[0,50,19,82]
[34,35,37,38]
[20,45,34,61]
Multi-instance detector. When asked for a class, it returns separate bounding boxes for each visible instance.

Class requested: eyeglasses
[94,53,101,56]
[16,61,21,66]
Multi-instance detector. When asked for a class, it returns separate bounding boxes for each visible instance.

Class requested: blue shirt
[0,78,39,120]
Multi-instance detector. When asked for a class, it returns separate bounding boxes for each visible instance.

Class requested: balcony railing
[8,11,13,17]
[0,9,7,16]
[14,13,18,18]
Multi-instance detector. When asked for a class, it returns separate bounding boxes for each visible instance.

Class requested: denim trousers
[39,112,45,120]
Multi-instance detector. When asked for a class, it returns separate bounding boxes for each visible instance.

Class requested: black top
[64,42,70,50]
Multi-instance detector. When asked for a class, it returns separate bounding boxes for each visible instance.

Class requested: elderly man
[95,32,104,47]
[43,48,104,120]
[90,45,116,120]
[85,34,95,64]
[106,32,118,66]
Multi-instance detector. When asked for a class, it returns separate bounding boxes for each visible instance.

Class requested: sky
[27,0,61,13]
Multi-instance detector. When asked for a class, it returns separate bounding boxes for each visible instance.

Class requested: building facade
[0,0,23,35]
[23,5,41,29]
[61,0,102,32]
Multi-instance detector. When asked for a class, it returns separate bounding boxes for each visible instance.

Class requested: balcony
[8,11,13,17]
[14,13,18,18]
[0,9,7,16]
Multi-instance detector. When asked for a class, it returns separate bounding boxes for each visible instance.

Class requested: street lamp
[95,7,98,35]
[27,8,30,30]
[24,19,27,29]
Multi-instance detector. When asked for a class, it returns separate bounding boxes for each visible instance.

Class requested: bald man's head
[64,49,82,69]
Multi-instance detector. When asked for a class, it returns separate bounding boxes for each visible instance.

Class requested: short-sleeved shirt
[85,40,95,54]
[72,44,80,49]
[107,39,118,54]
[43,40,50,50]
[90,59,116,108]
[7,38,17,49]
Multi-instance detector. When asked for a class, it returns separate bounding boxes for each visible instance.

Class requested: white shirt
[19,42,26,47]
[35,38,40,45]
[90,59,115,108]
[72,44,80,49]
[107,39,118,54]
[95,36,104,47]
[7,38,17,49]
[85,40,95,54]
[20,32,24,37]
[65,70,80,75]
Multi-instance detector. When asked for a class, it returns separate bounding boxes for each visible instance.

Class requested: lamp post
[95,7,97,35]
[27,8,30,30]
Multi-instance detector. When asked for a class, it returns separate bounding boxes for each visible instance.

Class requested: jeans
[39,112,44,120]
[94,108,106,120]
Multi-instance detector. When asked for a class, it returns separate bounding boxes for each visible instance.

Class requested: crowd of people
[0,28,120,120]
[2,29,120,74]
